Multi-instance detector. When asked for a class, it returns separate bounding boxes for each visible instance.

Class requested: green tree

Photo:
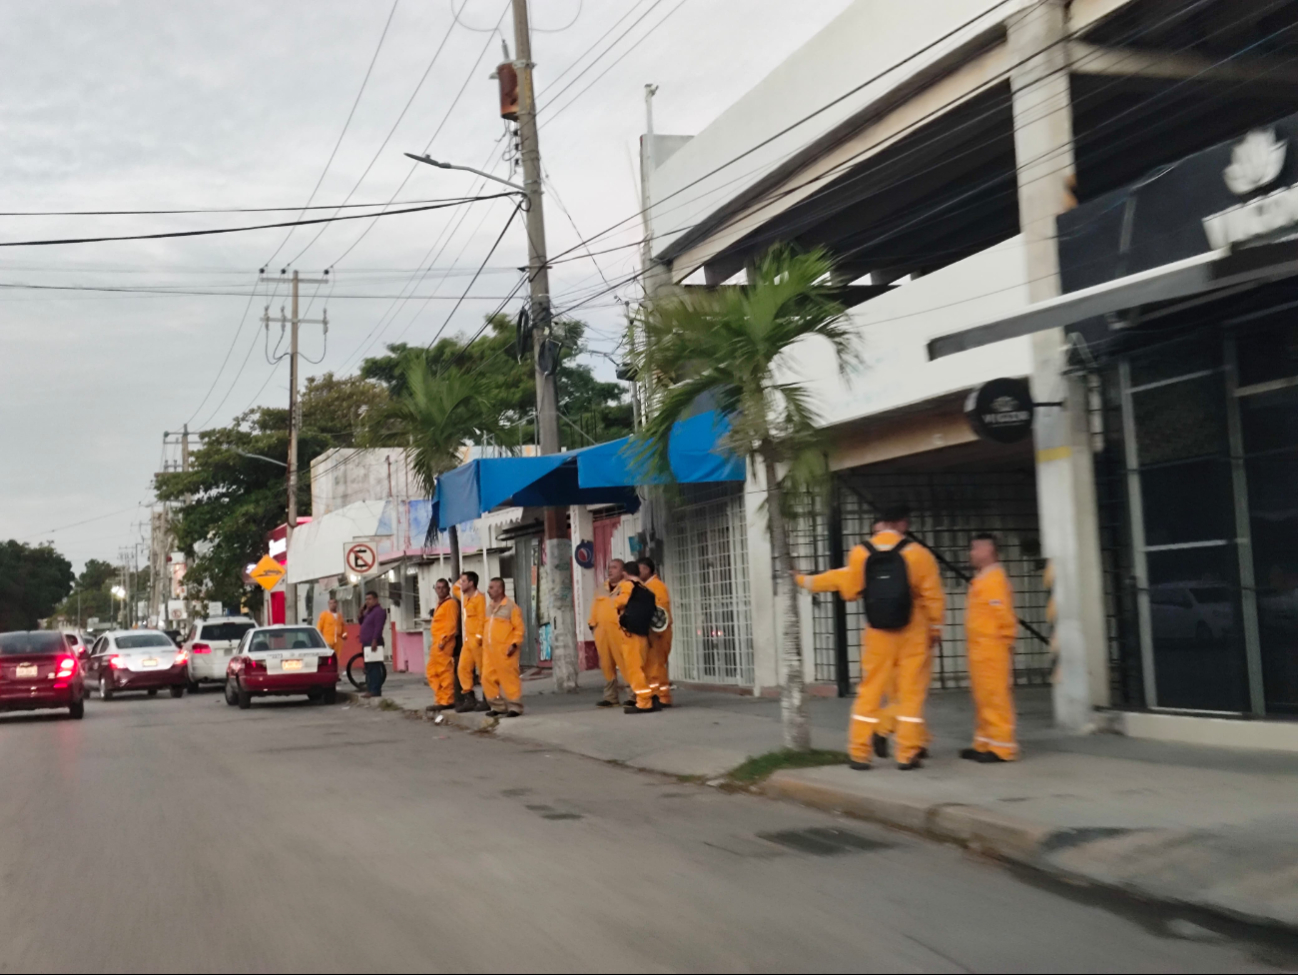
[55,558,121,628]
[632,246,856,750]
[0,540,75,630]
[360,314,630,451]
[155,373,388,612]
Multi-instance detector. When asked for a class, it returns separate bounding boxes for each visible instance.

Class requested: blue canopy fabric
[433,411,741,529]
[577,410,744,488]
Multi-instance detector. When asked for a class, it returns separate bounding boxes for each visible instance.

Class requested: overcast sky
[0,0,852,571]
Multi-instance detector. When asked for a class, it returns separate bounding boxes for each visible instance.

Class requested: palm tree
[380,358,499,578]
[632,245,856,750]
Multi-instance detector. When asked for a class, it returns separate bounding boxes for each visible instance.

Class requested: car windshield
[247,628,326,653]
[116,633,175,649]
[0,631,67,654]
[199,622,254,642]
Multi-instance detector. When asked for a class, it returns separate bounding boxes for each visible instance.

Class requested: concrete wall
[647,0,1021,260]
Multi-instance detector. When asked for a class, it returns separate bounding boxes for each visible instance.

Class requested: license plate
[142,658,159,668]
[282,659,303,671]
[15,664,37,678]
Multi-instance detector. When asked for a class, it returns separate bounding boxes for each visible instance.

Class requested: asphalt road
[0,690,1293,974]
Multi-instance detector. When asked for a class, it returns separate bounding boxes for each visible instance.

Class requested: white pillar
[1009,0,1110,730]
[571,505,596,665]
[745,465,779,693]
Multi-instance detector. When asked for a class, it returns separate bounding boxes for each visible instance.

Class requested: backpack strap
[893,537,911,553]
[863,540,878,555]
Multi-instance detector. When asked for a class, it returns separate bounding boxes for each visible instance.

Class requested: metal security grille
[792,469,1051,690]
[663,482,754,686]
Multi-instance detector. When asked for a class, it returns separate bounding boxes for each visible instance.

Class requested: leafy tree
[632,245,855,750]
[360,314,631,451]
[0,540,75,630]
[54,558,122,628]
[155,373,388,612]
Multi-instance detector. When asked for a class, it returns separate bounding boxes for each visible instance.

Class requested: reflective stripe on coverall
[797,529,944,765]
[455,586,486,694]
[966,563,1019,760]
[426,596,459,707]
[612,580,654,710]
[482,596,525,713]
[642,574,673,704]
[588,585,623,704]
[315,611,346,653]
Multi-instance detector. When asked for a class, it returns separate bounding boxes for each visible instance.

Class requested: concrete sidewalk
[345,669,1298,932]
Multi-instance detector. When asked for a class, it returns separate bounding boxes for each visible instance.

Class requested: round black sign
[964,378,1035,444]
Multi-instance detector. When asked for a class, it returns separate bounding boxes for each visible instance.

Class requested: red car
[84,630,188,700]
[225,625,338,709]
[0,630,86,719]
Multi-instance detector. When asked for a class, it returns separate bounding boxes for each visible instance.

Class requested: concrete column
[1009,0,1109,730]
[745,465,779,694]
[570,505,597,668]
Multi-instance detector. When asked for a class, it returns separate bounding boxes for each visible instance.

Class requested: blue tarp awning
[433,411,743,530]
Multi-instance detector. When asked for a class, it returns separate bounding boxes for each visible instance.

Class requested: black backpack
[619,582,657,636]
[862,538,913,630]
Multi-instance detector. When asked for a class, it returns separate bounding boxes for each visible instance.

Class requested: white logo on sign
[1224,128,1286,196]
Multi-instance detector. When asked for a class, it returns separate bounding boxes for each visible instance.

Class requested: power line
[0,195,497,216]
[537,0,649,95]
[535,0,665,113]
[425,201,524,349]
[263,0,400,268]
[0,194,515,248]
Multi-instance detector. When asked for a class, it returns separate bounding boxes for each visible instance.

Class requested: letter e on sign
[344,542,378,575]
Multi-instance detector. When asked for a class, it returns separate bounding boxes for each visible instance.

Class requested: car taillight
[174,650,188,666]
[56,655,76,677]
[318,653,337,671]
[109,654,124,669]
[191,643,211,654]
[243,657,264,673]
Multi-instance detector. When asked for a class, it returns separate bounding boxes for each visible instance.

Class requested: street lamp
[232,449,287,468]
[404,153,525,193]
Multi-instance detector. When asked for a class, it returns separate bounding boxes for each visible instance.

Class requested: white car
[183,617,257,690]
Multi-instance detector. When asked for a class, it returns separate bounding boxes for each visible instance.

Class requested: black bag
[619,582,657,636]
[862,538,913,630]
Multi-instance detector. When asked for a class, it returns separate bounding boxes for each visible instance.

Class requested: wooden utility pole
[512,0,577,691]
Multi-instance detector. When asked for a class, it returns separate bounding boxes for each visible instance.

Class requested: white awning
[286,499,387,585]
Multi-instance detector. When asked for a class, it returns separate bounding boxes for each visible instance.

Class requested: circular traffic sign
[344,542,378,574]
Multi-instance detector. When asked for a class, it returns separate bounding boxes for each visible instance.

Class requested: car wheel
[237,685,252,710]
[188,681,201,694]
[147,689,158,698]
[69,697,84,720]
[224,679,238,707]
[169,685,184,699]
[98,676,113,701]
[322,686,338,705]
[307,689,323,703]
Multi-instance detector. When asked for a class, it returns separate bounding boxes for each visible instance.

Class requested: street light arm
[404,152,526,193]
[233,449,288,468]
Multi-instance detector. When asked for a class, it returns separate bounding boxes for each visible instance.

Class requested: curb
[339,689,499,732]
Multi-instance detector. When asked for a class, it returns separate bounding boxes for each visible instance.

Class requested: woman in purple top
[357,591,387,697]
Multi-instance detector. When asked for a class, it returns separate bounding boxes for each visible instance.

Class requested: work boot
[871,733,890,759]
[848,761,872,771]
[975,751,1009,764]
[897,757,924,771]
[623,704,654,715]
[453,698,475,713]
[959,747,981,761]
[505,710,523,718]
[474,699,492,712]
[917,747,930,760]
[596,699,615,708]
[652,695,673,709]
[622,699,636,707]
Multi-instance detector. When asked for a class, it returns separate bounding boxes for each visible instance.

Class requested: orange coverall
[454,586,486,695]
[642,574,673,705]
[587,584,624,704]
[797,529,944,765]
[315,610,346,654]
[612,580,654,710]
[426,596,459,707]
[966,563,1019,760]
[482,596,525,713]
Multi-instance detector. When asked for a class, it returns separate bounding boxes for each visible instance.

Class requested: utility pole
[512,0,578,692]
[265,268,328,625]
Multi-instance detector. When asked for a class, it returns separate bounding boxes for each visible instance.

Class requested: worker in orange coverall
[961,533,1020,763]
[795,505,944,770]
[638,556,673,707]
[481,576,525,717]
[453,571,490,713]
[612,559,657,714]
[426,578,459,710]
[588,570,625,707]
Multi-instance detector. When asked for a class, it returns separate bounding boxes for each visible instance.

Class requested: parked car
[0,630,85,719]
[60,631,92,662]
[183,616,256,691]
[85,630,189,700]
[225,625,338,709]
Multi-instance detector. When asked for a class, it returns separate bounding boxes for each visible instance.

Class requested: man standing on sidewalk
[454,572,489,713]
[315,597,346,657]
[358,591,387,699]
[426,578,459,711]
[795,505,943,770]
[962,533,1019,763]
[481,577,525,718]
[638,557,674,707]
[613,559,658,715]
[588,566,624,708]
